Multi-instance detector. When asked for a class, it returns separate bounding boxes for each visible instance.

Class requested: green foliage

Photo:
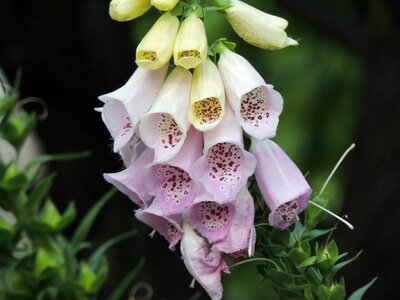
[0,87,142,299]
[250,194,375,300]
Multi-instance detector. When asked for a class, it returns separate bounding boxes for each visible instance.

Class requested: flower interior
[156,113,184,157]
[177,49,201,60]
[271,199,300,229]
[155,164,194,214]
[240,86,270,127]
[137,50,158,62]
[206,143,243,196]
[192,97,222,126]
[191,201,235,242]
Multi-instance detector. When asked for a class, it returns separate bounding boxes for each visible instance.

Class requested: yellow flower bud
[173,12,208,69]
[109,0,151,22]
[151,0,179,11]
[136,12,180,69]
[226,0,298,50]
[189,58,225,131]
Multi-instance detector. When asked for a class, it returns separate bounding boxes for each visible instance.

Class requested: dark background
[1,0,399,299]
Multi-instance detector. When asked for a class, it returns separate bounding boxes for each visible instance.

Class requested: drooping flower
[250,138,312,229]
[191,105,256,203]
[135,198,183,250]
[103,147,154,208]
[144,127,202,216]
[109,0,151,22]
[218,47,283,140]
[151,0,179,11]
[139,67,192,162]
[189,58,225,131]
[180,222,229,300]
[173,12,208,69]
[136,12,180,69]
[99,65,167,152]
[119,138,146,167]
[185,188,255,256]
[225,0,298,50]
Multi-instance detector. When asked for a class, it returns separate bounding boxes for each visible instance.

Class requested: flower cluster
[99,1,310,299]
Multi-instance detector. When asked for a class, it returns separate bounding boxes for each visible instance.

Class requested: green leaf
[289,248,309,265]
[0,163,28,192]
[54,201,76,231]
[89,230,137,270]
[298,256,317,268]
[268,269,295,288]
[170,2,185,16]
[304,287,315,300]
[348,277,377,300]
[328,284,345,300]
[326,240,339,261]
[331,250,362,274]
[28,173,56,211]
[71,188,117,252]
[302,228,333,241]
[24,150,91,172]
[211,0,231,9]
[107,257,145,300]
[306,195,329,229]
[42,200,62,228]
[271,228,290,246]
[79,263,97,294]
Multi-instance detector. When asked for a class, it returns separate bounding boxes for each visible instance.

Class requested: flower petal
[191,105,256,203]
[144,128,202,216]
[212,188,255,255]
[136,12,180,69]
[189,58,225,131]
[103,148,154,208]
[218,48,283,140]
[139,67,192,162]
[173,12,208,69]
[109,0,151,22]
[250,138,312,229]
[135,198,183,250]
[151,0,179,11]
[180,222,229,300]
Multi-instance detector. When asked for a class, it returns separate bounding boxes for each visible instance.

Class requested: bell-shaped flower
[225,0,298,50]
[218,48,283,140]
[180,222,229,300]
[99,66,167,152]
[135,198,183,250]
[250,138,312,229]
[109,0,151,22]
[119,138,146,167]
[136,12,180,69]
[191,105,256,203]
[173,12,208,69]
[151,0,179,11]
[139,67,192,162]
[212,188,255,256]
[184,188,255,256]
[144,127,202,216]
[189,58,225,131]
[103,147,154,208]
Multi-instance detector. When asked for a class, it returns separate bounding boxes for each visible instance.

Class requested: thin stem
[309,200,354,230]
[230,257,280,269]
[255,223,269,227]
[319,143,356,195]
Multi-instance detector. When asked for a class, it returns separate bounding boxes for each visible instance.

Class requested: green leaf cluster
[0,86,143,299]
[252,194,376,300]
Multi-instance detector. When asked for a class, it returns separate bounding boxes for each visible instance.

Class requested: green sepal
[209,38,236,57]
[327,284,346,300]
[170,2,186,17]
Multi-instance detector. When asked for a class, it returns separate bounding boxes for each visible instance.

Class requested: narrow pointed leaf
[89,229,137,270]
[71,188,116,251]
[24,151,91,172]
[107,257,145,300]
[348,277,377,300]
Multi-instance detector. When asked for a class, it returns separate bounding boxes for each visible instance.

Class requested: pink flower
[103,147,154,208]
[180,222,229,300]
[135,198,183,250]
[139,67,192,162]
[191,105,256,203]
[185,188,255,255]
[250,138,312,229]
[144,127,202,216]
[98,65,167,152]
[218,47,283,140]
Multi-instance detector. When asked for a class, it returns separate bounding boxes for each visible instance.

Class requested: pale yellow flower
[151,0,179,11]
[226,0,298,50]
[136,12,180,69]
[173,12,208,69]
[109,0,151,22]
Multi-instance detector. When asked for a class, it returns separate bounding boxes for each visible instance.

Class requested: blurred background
[0,0,399,299]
